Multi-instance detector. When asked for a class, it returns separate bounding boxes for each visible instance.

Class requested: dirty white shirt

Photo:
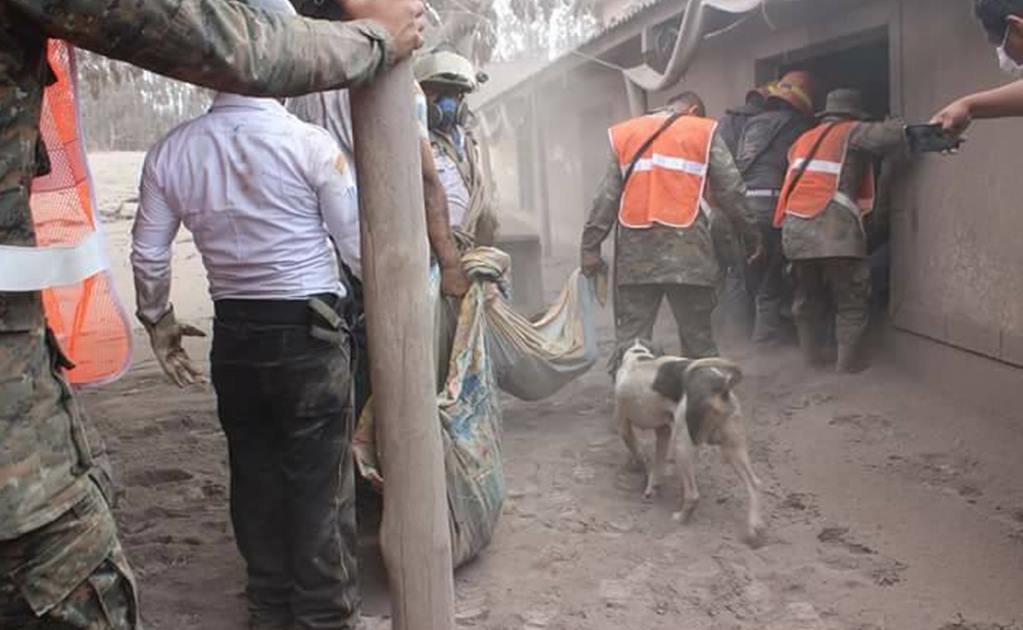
[131,93,360,323]
[287,84,430,183]
[433,144,469,228]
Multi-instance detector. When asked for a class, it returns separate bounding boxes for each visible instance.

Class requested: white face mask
[998,27,1023,77]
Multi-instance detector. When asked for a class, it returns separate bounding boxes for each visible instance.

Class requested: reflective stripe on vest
[610,115,717,229]
[5,41,134,387]
[773,121,876,228]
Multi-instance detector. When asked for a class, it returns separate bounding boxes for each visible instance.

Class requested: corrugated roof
[473,0,680,109]
[470,58,551,109]
[472,0,820,108]
[594,0,672,40]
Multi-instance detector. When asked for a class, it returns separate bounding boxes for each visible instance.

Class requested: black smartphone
[906,123,963,154]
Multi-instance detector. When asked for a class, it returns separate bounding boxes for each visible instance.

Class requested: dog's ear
[651,359,691,403]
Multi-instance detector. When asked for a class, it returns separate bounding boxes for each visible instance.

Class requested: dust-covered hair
[666,91,706,117]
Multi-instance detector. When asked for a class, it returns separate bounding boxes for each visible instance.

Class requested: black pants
[211,301,357,630]
[746,221,792,344]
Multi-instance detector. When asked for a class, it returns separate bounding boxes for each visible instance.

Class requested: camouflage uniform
[779,118,906,369]
[1,1,396,626]
[581,131,754,366]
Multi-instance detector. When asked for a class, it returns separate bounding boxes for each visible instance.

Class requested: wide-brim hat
[817,88,869,120]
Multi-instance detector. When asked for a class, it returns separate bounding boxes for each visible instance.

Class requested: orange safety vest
[609,114,717,229]
[27,41,132,386]
[773,121,875,228]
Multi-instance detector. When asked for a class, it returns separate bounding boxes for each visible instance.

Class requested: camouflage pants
[613,283,718,371]
[791,258,871,350]
[0,484,139,629]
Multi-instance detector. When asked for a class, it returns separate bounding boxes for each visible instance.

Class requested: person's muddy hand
[440,263,471,298]
[745,230,765,266]
[581,250,607,277]
[931,98,973,138]
[141,308,206,387]
[338,0,426,59]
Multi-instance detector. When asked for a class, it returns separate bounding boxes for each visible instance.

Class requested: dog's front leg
[721,422,765,544]
[644,424,672,500]
[672,429,700,523]
[619,415,646,472]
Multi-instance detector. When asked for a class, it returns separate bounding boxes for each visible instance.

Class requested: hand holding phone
[906,123,964,154]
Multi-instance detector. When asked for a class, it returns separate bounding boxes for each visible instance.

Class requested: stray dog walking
[613,340,765,543]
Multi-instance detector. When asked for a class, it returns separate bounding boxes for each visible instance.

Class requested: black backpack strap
[783,122,843,197]
[736,114,797,177]
[621,110,687,185]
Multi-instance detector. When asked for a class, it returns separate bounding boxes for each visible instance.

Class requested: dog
[612,339,765,543]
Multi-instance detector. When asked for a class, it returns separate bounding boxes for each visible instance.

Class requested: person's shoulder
[144,113,209,173]
[289,116,340,150]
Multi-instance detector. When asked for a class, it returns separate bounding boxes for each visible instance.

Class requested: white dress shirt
[287,84,430,182]
[131,93,361,323]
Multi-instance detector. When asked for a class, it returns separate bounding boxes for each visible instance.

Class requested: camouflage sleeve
[849,118,908,157]
[706,132,755,239]
[580,151,622,256]
[13,0,394,96]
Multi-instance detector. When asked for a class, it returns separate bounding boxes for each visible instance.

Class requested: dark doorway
[756,28,890,119]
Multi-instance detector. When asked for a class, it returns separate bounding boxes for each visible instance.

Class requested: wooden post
[350,61,456,630]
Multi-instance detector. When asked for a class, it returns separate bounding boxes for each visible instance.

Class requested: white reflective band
[832,192,867,237]
[746,189,780,198]
[630,153,708,176]
[0,232,107,291]
[790,158,843,175]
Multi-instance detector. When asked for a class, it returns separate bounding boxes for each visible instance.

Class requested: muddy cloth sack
[353,248,605,566]
[462,248,606,401]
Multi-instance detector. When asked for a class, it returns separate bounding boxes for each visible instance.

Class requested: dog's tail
[684,357,742,389]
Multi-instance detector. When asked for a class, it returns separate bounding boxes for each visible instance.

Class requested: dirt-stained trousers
[211,296,357,630]
[791,258,871,353]
[613,283,719,370]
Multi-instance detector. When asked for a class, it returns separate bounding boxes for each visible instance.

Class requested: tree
[432,0,599,64]
[72,0,599,153]
[76,50,210,152]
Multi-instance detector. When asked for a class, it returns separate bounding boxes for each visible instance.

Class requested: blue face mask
[429,93,466,131]
[434,96,461,130]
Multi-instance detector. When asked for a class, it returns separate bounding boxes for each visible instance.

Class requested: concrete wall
[894,0,1023,368]
[483,0,1023,390]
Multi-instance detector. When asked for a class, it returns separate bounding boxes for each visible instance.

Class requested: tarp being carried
[354,247,605,567]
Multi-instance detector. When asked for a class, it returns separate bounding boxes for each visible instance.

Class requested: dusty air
[3,1,1023,629]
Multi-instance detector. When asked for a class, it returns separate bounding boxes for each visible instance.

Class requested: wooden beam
[350,60,456,630]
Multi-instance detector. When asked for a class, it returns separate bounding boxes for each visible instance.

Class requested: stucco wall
[894,0,1023,366]
[485,0,1023,371]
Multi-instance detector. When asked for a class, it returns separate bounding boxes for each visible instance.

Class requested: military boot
[836,343,864,373]
[795,322,823,367]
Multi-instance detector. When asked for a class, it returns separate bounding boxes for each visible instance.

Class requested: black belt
[214,294,343,325]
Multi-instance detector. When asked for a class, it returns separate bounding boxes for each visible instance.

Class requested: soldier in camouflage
[778,89,907,373]
[0,0,425,627]
[580,92,760,371]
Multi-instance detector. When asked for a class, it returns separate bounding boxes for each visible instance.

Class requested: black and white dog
[613,340,764,542]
